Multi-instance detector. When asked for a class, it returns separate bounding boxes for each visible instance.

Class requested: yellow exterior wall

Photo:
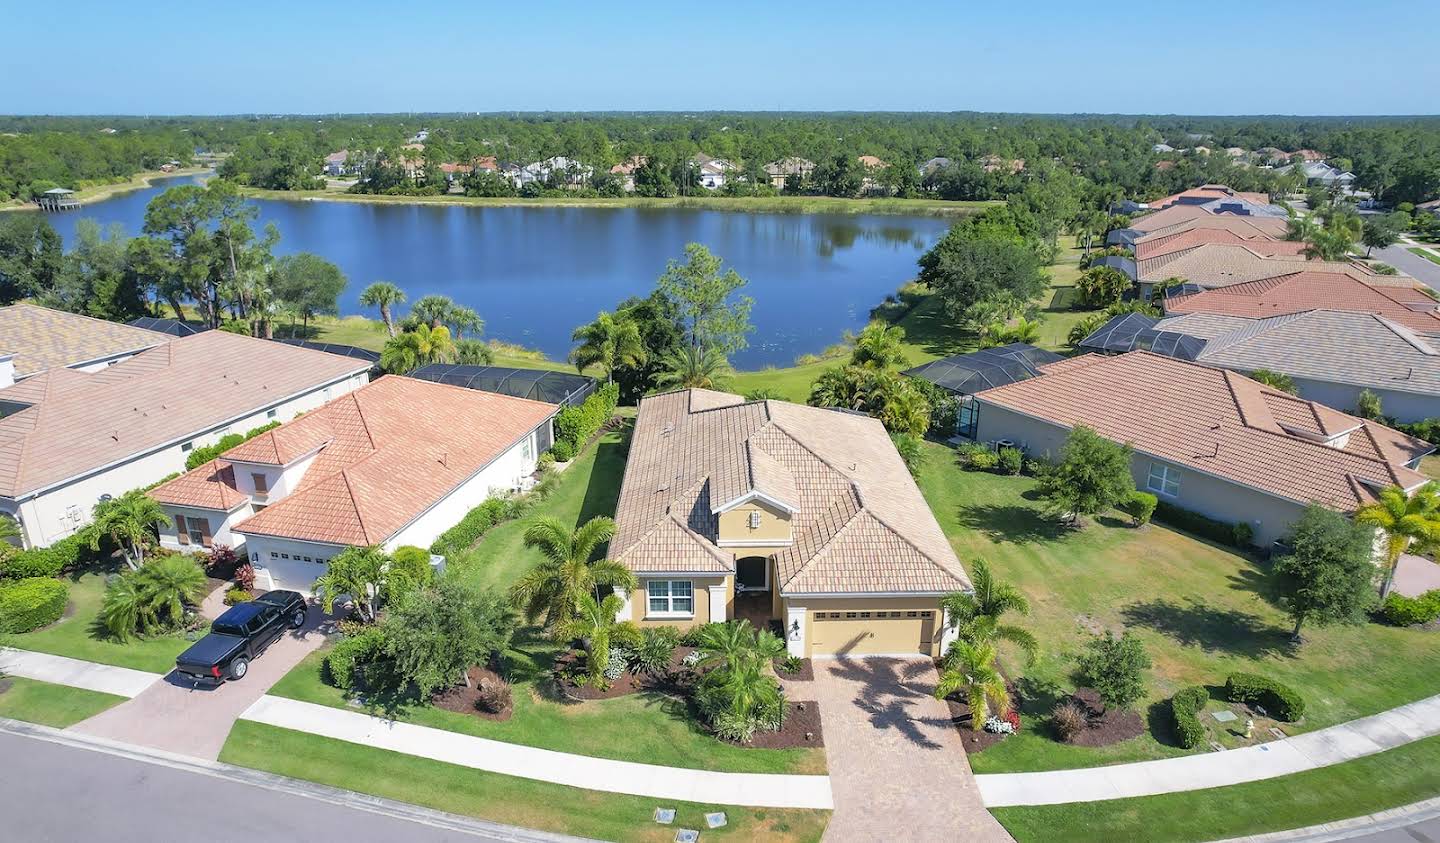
[630,575,732,629]
[787,596,944,658]
[717,499,793,545]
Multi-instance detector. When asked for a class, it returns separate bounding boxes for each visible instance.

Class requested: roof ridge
[776,492,865,590]
[338,468,374,545]
[863,506,964,580]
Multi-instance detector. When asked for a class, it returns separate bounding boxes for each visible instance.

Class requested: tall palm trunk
[381,304,396,337]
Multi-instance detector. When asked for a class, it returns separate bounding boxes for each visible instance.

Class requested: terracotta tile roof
[613,390,970,595]
[0,331,369,499]
[1166,271,1440,336]
[1137,243,1383,288]
[154,376,556,545]
[975,352,1431,512]
[1135,228,1308,262]
[1129,205,1290,238]
[149,460,248,510]
[1135,215,1291,244]
[1147,185,1272,210]
[0,303,169,377]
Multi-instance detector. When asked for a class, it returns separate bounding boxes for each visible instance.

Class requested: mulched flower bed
[733,701,825,749]
[945,699,1010,753]
[773,658,814,682]
[553,646,698,701]
[431,665,515,722]
[1058,688,1144,748]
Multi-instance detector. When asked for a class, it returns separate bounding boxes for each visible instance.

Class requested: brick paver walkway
[803,658,1011,842]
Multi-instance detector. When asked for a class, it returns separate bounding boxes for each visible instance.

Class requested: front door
[736,556,769,592]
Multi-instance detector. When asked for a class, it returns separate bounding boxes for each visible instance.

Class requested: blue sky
[5,1,1438,116]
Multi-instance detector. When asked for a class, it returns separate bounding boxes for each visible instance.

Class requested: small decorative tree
[933,639,1010,730]
[313,546,411,623]
[1076,630,1150,711]
[1036,425,1135,527]
[1355,389,1383,421]
[557,592,624,683]
[1274,504,1377,641]
[381,577,514,697]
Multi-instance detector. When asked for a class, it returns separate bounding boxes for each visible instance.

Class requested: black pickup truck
[175,590,308,683]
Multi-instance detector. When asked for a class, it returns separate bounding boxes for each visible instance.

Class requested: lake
[42,175,953,368]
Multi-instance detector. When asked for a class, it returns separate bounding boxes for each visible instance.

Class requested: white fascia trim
[224,440,331,469]
[636,570,734,577]
[711,490,796,516]
[716,539,793,547]
[782,590,954,599]
[16,367,369,502]
[161,500,250,515]
[231,531,349,552]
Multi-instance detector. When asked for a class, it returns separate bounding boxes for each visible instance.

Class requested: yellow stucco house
[610,389,973,659]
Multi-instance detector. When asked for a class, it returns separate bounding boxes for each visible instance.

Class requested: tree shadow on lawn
[900,296,977,360]
[1120,598,1296,660]
[956,503,1068,545]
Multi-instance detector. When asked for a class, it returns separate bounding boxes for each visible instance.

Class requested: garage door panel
[810,609,935,656]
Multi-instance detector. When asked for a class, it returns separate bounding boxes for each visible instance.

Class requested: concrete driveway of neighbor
[71,602,336,761]
[802,658,1012,843]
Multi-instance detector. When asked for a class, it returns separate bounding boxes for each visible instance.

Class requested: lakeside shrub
[0,577,68,633]
[429,498,511,558]
[1169,686,1210,749]
[323,626,389,692]
[554,382,620,454]
[1379,590,1440,627]
[1126,492,1158,527]
[1225,673,1304,722]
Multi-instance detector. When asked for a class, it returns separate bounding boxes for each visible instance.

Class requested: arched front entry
[736,555,769,592]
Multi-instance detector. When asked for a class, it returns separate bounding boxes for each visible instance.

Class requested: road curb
[0,718,595,843]
[1212,795,1440,842]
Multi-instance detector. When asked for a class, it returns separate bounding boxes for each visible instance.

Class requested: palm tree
[380,325,456,374]
[455,338,494,365]
[313,545,407,622]
[570,310,646,383]
[446,304,485,339]
[1303,229,1354,261]
[359,281,406,337]
[410,294,456,329]
[692,620,786,675]
[90,491,169,570]
[1354,483,1440,597]
[557,592,624,682]
[850,321,907,370]
[941,557,1038,665]
[654,345,732,390]
[509,516,636,630]
[0,514,21,546]
[101,555,207,641]
[934,639,1010,730]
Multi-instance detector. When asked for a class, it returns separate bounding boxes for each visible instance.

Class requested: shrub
[1,532,94,580]
[429,497,512,557]
[635,626,680,674]
[1224,673,1305,722]
[390,546,434,587]
[548,439,577,463]
[0,577,68,633]
[776,654,805,675]
[224,588,253,606]
[323,627,389,692]
[610,621,645,654]
[602,646,628,681]
[1126,491,1158,527]
[233,563,256,591]
[1379,590,1440,626]
[1169,685,1210,749]
[1154,501,1251,548]
[100,555,207,641]
[554,382,620,453]
[476,677,513,714]
[960,445,999,472]
[185,433,244,470]
[1050,698,1088,742]
[1232,521,1255,548]
[1076,631,1150,710]
[997,446,1024,476]
[203,545,242,579]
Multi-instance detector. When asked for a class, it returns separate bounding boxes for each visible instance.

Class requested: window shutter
[199,518,213,547]
[252,473,268,494]
[175,515,190,545]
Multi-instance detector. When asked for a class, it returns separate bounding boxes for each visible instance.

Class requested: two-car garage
[804,604,940,658]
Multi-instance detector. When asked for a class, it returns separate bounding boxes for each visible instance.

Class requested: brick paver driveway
[71,602,335,761]
[802,658,1012,842]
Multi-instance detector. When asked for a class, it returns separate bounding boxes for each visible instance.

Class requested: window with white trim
[646,580,694,617]
[1147,461,1181,497]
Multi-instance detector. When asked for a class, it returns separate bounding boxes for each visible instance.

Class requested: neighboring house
[1135,228,1309,264]
[1225,147,1248,158]
[408,130,430,144]
[323,150,353,176]
[972,351,1432,547]
[903,344,1063,439]
[398,143,426,180]
[981,155,1024,174]
[1417,199,1440,220]
[1256,147,1288,165]
[1152,143,1175,153]
[1278,161,1356,188]
[1107,202,1290,248]
[408,363,596,408]
[610,155,647,192]
[1291,149,1326,163]
[150,376,557,593]
[610,389,972,659]
[0,331,370,549]
[919,157,952,175]
[127,316,208,338]
[692,153,737,190]
[763,157,815,189]
[1090,255,1138,281]
[1111,199,1148,215]
[438,162,473,187]
[1146,185,1273,211]
[856,155,888,194]
[1135,243,1385,296]
[1163,270,1440,336]
[0,303,171,389]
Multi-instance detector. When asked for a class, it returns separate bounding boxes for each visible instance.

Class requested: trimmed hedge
[553,382,619,453]
[1154,501,1253,549]
[184,421,282,470]
[323,627,389,692]
[1225,673,1305,722]
[0,577,69,633]
[0,532,95,580]
[1127,491,1157,527]
[1379,589,1440,627]
[429,498,512,558]
[1169,685,1209,749]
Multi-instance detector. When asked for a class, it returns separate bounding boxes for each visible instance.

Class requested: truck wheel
[289,609,306,629]
[229,657,249,681]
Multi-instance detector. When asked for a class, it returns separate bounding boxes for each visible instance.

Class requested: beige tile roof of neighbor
[1129,205,1289,237]
[976,352,1431,513]
[1166,271,1440,336]
[1135,214,1292,244]
[0,303,169,377]
[1135,228,1308,262]
[1137,243,1384,287]
[0,331,370,499]
[612,389,971,595]
[151,376,556,547]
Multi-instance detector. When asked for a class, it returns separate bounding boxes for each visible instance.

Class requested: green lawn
[268,423,824,775]
[0,676,127,728]
[992,734,1440,843]
[221,721,829,843]
[7,571,192,673]
[1408,246,1440,266]
[913,443,1440,773]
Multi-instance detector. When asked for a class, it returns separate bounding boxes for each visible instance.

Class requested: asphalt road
[1374,241,1440,288]
[0,728,572,843]
[1330,815,1440,843]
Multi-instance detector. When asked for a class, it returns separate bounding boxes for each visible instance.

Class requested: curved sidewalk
[976,693,1440,807]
